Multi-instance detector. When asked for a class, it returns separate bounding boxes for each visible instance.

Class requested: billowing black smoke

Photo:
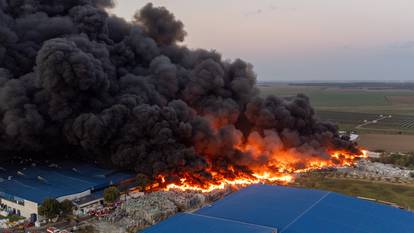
[0,1,357,179]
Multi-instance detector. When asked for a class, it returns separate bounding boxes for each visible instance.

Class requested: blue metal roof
[0,163,133,204]
[143,213,276,233]
[143,184,414,233]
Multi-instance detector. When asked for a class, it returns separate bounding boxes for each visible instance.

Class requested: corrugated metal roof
[142,213,276,233]
[142,184,414,233]
[0,163,133,204]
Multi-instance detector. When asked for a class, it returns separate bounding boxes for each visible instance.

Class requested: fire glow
[0,1,368,199]
[153,149,368,193]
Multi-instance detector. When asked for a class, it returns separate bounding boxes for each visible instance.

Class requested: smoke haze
[0,1,357,182]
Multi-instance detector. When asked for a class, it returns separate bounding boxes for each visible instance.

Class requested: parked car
[47,226,60,233]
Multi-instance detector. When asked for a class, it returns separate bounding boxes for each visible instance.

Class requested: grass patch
[293,176,414,210]
[7,214,25,222]
[0,214,25,222]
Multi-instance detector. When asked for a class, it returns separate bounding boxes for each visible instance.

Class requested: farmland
[316,111,414,134]
[259,83,414,116]
[358,134,414,153]
[259,82,414,152]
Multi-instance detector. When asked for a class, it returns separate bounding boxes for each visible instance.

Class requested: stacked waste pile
[104,188,231,231]
[162,191,206,211]
[338,159,414,179]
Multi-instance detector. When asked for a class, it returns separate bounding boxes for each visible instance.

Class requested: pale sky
[111,0,414,81]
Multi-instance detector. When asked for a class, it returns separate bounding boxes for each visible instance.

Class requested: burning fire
[160,173,294,193]
[151,148,367,193]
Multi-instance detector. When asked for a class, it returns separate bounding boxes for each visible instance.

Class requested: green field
[316,111,414,134]
[293,176,414,210]
[259,84,414,116]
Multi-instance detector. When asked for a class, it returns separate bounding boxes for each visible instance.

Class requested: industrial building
[0,162,133,220]
[143,184,414,233]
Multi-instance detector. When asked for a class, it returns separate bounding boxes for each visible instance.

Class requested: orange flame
[148,126,368,193]
[158,173,293,193]
[152,148,366,193]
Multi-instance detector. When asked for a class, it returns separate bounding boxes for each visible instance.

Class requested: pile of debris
[105,192,177,230]
[339,159,414,179]
[103,187,232,232]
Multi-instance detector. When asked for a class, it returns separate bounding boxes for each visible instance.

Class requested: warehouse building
[143,184,414,233]
[0,162,133,220]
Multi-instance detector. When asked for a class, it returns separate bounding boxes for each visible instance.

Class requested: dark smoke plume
[0,1,358,178]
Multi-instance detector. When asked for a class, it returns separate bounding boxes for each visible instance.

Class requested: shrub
[39,198,61,219]
[60,199,74,216]
[135,173,150,191]
[104,186,120,203]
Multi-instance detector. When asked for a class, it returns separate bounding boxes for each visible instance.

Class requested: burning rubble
[0,1,364,192]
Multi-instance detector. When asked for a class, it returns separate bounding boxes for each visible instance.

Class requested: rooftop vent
[37,176,47,182]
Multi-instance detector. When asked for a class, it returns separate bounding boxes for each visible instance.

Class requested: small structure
[72,192,105,216]
[365,151,381,158]
[338,131,359,142]
[349,133,359,141]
